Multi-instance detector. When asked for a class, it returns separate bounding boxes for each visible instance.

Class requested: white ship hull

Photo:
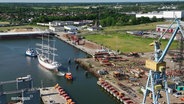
[25,48,37,57]
[38,54,60,70]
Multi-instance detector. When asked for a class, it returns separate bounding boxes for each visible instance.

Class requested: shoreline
[74,58,100,78]
[55,32,102,57]
[55,32,102,78]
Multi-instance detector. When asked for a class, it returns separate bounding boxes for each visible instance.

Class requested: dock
[97,79,138,104]
[40,87,67,104]
[40,85,75,104]
[56,32,101,56]
[0,31,55,39]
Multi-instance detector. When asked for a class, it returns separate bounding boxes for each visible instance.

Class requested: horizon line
[0,1,182,3]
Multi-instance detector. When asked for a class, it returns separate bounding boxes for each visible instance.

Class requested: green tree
[151,16,157,22]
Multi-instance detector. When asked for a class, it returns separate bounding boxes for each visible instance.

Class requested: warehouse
[49,26,64,32]
[136,11,184,20]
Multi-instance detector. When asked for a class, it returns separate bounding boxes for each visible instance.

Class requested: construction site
[57,18,184,104]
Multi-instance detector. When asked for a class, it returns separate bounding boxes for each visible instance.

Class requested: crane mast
[142,18,184,104]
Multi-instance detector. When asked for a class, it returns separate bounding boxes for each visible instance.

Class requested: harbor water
[0,37,118,104]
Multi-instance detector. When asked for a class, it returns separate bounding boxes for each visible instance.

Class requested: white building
[64,25,78,31]
[136,12,163,18]
[49,26,64,32]
[136,11,184,19]
[49,21,74,26]
[163,11,184,19]
[37,23,50,26]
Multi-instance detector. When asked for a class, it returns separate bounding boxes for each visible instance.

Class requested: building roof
[136,11,184,19]
[64,25,78,30]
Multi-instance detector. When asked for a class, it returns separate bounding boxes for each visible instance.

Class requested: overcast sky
[0,0,182,3]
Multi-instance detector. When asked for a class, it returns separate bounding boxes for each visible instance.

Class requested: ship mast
[53,40,55,62]
[47,34,50,59]
[41,34,44,56]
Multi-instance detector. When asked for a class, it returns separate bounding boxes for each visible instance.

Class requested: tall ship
[36,33,61,70]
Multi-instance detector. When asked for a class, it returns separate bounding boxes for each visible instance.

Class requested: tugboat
[25,48,37,57]
[65,72,72,80]
[65,67,72,80]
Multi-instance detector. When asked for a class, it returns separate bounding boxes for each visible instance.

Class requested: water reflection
[25,56,37,65]
[37,64,54,77]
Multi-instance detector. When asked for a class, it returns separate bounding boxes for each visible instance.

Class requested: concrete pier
[0,31,55,39]
[40,87,67,104]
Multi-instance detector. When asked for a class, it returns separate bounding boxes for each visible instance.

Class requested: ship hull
[25,49,37,57]
[38,55,59,70]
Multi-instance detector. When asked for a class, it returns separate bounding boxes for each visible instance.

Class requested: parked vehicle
[173,92,182,98]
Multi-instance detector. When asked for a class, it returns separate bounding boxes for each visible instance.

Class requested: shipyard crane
[142,18,184,104]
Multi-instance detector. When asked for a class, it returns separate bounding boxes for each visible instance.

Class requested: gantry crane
[142,18,184,104]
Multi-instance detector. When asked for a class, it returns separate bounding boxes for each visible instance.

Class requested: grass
[83,21,178,53]
[103,22,170,33]
[84,32,178,53]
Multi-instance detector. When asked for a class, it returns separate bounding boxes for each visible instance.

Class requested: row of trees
[0,3,177,26]
[100,14,164,27]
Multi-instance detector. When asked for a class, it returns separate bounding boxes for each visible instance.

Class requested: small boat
[25,48,37,57]
[65,72,73,80]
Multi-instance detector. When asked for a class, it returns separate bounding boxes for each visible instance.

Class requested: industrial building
[49,20,93,27]
[49,26,65,32]
[49,25,78,33]
[136,11,184,20]
[64,25,78,31]
[49,21,74,26]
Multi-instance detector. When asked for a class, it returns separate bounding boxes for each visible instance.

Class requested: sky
[0,0,182,3]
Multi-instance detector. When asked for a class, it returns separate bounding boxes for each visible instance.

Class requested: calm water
[0,37,118,104]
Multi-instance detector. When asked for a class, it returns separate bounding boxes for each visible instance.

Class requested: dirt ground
[76,52,184,104]
[77,58,184,104]
[56,32,184,104]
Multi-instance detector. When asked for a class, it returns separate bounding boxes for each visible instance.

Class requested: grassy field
[103,21,170,33]
[84,21,178,53]
[85,33,177,53]
[0,25,48,32]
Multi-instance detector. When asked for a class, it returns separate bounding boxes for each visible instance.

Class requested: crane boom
[142,18,184,104]
[157,18,184,62]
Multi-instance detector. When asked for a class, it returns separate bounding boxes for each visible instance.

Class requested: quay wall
[0,32,55,39]
[74,58,100,78]
[55,32,100,56]
[55,33,102,78]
